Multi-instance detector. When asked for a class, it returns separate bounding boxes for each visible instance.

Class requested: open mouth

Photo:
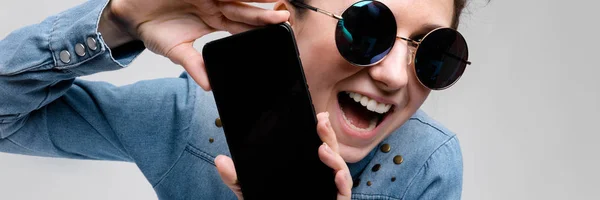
[337,92,394,132]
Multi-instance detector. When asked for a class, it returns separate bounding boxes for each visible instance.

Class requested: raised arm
[0,0,290,190]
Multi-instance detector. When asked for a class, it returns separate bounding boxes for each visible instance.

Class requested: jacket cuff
[49,0,145,75]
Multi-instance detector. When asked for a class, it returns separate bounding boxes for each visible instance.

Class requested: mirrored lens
[414,28,469,89]
[335,1,397,66]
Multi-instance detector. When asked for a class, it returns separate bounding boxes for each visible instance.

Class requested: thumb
[215,155,244,199]
[166,42,211,91]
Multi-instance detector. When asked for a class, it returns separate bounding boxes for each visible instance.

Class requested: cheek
[298,38,341,112]
[296,26,338,84]
[400,61,431,115]
[390,65,431,131]
[293,19,355,112]
[406,64,431,108]
[299,37,335,87]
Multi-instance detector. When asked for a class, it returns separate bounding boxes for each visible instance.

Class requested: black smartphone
[202,23,337,199]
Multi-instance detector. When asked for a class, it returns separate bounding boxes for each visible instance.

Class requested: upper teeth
[347,92,392,114]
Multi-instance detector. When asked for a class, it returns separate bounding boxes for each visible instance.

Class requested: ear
[274,0,296,25]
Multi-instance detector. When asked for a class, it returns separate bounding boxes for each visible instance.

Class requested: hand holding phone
[203,23,340,199]
[215,112,354,200]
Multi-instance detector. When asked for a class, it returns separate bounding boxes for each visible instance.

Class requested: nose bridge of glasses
[394,36,418,65]
[396,36,420,47]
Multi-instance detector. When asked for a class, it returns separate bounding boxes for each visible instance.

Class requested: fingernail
[324,114,332,129]
[323,143,333,155]
[277,10,290,16]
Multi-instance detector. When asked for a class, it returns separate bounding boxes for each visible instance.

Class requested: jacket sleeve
[0,0,200,186]
[0,0,143,134]
[402,136,464,200]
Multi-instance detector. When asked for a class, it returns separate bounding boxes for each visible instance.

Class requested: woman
[0,0,469,199]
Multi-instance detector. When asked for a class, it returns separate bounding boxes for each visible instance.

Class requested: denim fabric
[0,0,463,199]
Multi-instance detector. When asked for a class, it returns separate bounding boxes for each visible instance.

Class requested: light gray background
[1,0,598,199]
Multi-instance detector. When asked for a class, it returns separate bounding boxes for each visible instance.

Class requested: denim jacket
[0,1,463,199]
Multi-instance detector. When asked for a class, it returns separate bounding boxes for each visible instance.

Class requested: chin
[338,143,377,163]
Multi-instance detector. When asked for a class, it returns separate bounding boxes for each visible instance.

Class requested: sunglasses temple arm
[289,0,343,20]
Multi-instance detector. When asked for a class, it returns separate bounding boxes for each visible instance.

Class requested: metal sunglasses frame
[289,0,472,90]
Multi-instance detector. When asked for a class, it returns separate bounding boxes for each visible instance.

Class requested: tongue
[339,94,379,129]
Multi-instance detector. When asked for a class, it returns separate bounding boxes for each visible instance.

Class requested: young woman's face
[289,0,455,163]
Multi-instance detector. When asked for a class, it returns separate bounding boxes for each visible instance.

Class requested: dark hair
[293,0,468,29]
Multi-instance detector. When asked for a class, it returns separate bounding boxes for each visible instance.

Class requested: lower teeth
[341,108,378,132]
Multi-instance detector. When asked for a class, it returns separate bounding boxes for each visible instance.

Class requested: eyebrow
[290,1,448,41]
[421,23,445,31]
[409,23,446,39]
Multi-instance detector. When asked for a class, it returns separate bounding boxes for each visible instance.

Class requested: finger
[317,112,339,152]
[215,155,244,199]
[318,143,347,172]
[220,18,260,34]
[165,42,211,91]
[334,169,353,200]
[319,143,353,199]
[218,0,280,3]
[219,2,290,26]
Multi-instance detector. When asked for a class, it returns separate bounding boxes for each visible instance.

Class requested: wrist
[98,0,136,49]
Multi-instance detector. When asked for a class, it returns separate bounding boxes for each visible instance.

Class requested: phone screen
[202,23,337,199]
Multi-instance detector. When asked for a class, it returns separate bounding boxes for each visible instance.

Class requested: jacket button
[366,181,372,186]
[393,155,404,165]
[371,164,381,172]
[87,37,98,51]
[75,43,86,57]
[380,144,391,153]
[391,177,396,182]
[209,138,215,143]
[215,118,223,127]
[59,50,71,63]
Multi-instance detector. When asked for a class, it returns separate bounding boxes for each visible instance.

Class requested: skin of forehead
[322,0,454,33]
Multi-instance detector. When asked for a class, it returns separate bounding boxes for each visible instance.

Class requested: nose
[368,39,411,92]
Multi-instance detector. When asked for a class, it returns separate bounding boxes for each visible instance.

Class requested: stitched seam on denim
[185,143,216,166]
[150,75,199,186]
[408,117,453,137]
[55,50,107,71]
[0,114,29,139]
[181,76,197,143]
[0,14,62,75]
[351,193,400,200]
[100,35,131,68]
[50,14,58,67]
[153,145,188,188]
[145,77,198,188]
[33,80,62,113]
[59,96,131,160]
[94,1,133,69]
[97,0,110,34]
[62,69,74,74]
[1,60,56,76]
[53,1,112,71]
[0,114,20,124]
[400,135,457,199]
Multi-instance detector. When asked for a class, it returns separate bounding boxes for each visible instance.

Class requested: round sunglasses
[290,0,471,90]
